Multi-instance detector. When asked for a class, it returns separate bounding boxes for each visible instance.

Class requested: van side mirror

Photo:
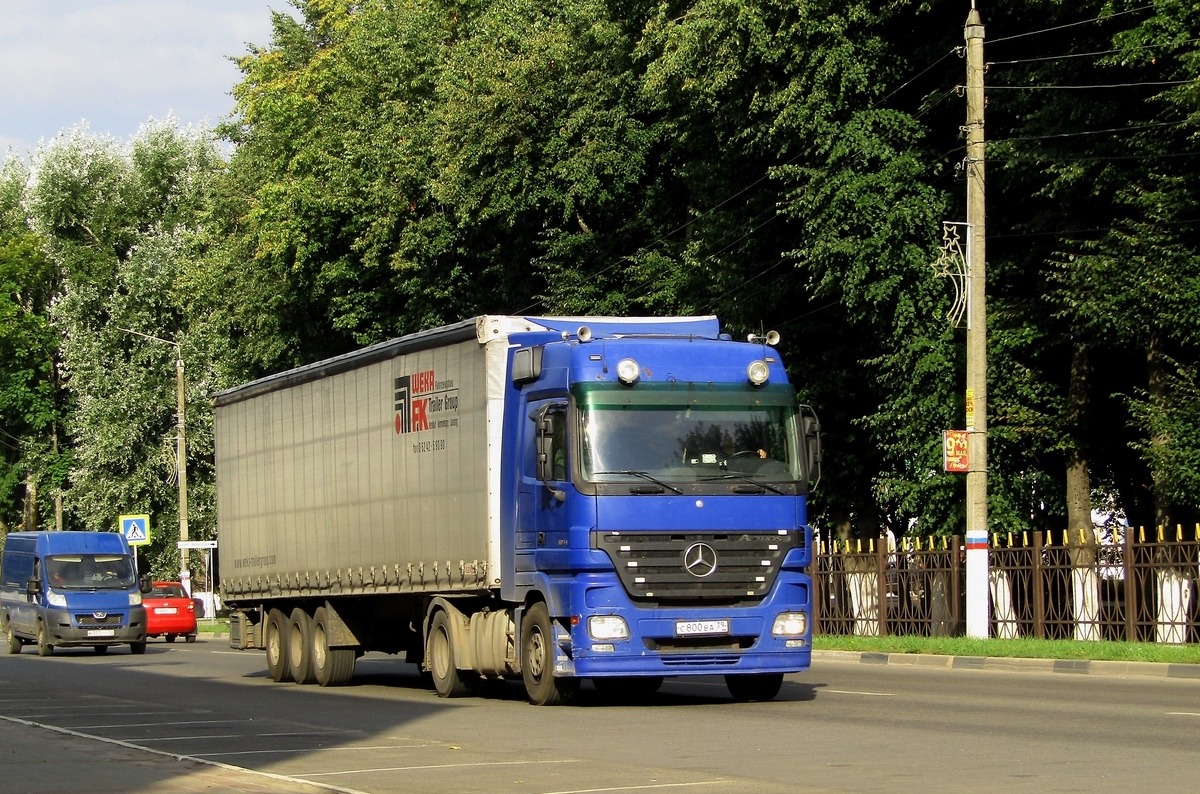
[139,574,153,594]
[25,577,40,598]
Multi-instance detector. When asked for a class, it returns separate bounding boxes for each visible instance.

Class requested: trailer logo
[394,369,459,436]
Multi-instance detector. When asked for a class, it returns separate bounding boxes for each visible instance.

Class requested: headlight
[128,592,143,606]
[772,611,808,637]
[47,590,67,608]
[588,615,630,640]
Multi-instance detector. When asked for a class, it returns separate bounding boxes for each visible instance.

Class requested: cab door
[515,399,572,575]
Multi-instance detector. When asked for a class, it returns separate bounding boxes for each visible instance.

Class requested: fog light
[588,615,630,640]
[772,611,808,636]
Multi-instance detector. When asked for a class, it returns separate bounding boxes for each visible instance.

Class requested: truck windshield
[45,554,136,590]
[576,383,802,484]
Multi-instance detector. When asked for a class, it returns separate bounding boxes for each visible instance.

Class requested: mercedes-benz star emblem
[683,542,718,578]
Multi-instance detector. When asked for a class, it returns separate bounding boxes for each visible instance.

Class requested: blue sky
[1,1,296,162]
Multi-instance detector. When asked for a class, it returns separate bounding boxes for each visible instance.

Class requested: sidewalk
[813,649,1200,679]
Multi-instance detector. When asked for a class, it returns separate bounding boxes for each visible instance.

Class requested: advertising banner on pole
[943,430,969,473]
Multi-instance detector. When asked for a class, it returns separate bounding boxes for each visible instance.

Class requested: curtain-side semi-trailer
[217,315,821,705]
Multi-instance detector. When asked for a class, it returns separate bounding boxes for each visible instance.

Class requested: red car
[144,581,198,643]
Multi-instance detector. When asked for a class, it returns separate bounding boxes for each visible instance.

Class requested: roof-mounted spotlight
[747,360,770,386]
[616,357,640,385]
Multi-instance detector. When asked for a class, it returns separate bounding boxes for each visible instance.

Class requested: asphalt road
[1,638,1197,794]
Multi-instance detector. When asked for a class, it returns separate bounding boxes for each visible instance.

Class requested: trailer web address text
[233,555,277,569]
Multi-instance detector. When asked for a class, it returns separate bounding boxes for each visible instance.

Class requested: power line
[991,119,1194,144]
[988,36,1200,66]
[988,5,1155,45]
[987,80,1192,90]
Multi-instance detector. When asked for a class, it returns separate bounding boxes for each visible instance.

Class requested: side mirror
[800,406,822,491]
[25,577,40,598]
[533,404,567,502]
[139,574,153,594]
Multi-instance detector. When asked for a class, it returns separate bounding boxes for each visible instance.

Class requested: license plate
[155,607,178,614]
[675,619,729,636]
[86,629,116,638]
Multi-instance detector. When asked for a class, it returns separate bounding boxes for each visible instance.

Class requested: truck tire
[312,607,355,686]
[265,608,292,682]
[5,620,21,654]
[288,608,315,684]
[725,672,784,702]
[428,610,470,698]
[520,602,577,706]
[36,621,53,657]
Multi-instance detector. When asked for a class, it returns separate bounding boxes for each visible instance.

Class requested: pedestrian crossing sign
[120,514,151,546]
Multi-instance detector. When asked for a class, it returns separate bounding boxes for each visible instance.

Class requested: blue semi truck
[217,315,820,704]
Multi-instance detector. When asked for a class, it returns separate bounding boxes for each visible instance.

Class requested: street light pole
[118,328,189,593]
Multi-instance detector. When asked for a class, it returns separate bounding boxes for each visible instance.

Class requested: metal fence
[811,527,1200,644]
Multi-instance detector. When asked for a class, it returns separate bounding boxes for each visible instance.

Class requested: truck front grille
[594,530,802,605]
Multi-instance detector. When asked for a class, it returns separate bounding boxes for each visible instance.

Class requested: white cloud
[0,0,294,160]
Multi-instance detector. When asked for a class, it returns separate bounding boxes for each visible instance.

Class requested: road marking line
[298,759,581,777]
[199,744,429,758]
[0,715,369,794]
[541,782,729,793]
[825,689,897,697]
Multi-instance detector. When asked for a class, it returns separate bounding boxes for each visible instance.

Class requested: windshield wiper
[594,470,683,495]
[699,472,785,494]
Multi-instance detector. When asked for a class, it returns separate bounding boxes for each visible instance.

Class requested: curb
[812,649,1200,680]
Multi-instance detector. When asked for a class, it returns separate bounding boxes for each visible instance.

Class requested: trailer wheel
[288,608,315,684]
[265,608,292,682]
[312,607,355,686]
[36,621,53,657]
[428,610,470,698]
[725,672,784,702]
[520,602,577,706]
[5,620,21,654]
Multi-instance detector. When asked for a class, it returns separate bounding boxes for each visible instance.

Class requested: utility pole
[118,328,190,593]
[963,3,990,638]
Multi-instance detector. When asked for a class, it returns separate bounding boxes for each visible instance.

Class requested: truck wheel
[312,607,355,687]
[428,610,470,697]
[5,620,21,654]
[36,621,53,657]
[520,602,577,706]
[725,672,784,702]
[288,608,315,684]
[265,608,292,682]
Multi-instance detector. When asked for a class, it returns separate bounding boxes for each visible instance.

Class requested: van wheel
[36,622,53,657]
[5,621,21,654]
[288,608,315,684]
[265,608,291,682]
[130,640,147,655]
[520,602,577,706]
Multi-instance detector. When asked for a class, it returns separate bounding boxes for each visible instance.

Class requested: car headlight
[47,590,68,608]
[128,592,143,606]
[588,615,630,641]
[772,611,808,637]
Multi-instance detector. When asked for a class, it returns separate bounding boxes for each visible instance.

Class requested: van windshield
[45,554,136,590]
